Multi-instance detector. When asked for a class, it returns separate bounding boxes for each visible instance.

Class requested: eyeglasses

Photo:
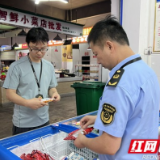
[29,46,48,53]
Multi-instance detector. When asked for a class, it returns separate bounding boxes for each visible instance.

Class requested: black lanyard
[106,56,142,87]
[120,57,142,69]
[28,55,42,94]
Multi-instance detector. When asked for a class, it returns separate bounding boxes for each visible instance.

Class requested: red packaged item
[64,127,94,140]
[20,150,54,160]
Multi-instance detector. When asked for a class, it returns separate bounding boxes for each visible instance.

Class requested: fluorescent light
[35,0,39,4]
[60,0,68,3]
[35,0,68,4]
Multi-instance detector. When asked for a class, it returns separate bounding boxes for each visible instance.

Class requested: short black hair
[26,27,49,44]
[88,15,129,47]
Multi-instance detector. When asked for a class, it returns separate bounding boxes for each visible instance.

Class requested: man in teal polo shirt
[3,27,60,135]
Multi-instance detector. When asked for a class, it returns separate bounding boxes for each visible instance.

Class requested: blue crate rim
[0,111,98,160]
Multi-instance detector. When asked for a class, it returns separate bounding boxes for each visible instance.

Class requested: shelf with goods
[75,64,100,81]
[0,50,16,61]
[76,70,99,73]
[75,64,99,67]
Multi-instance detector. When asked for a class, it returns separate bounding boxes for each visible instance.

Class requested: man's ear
[105,41,114,51]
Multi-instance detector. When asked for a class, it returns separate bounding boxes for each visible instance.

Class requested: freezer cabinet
[0,111,98,160]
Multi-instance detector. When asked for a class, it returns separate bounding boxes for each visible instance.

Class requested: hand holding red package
[64,127,94,140]
[41,98,55,103]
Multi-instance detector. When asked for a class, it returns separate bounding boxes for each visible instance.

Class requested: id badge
[35,94,43,99]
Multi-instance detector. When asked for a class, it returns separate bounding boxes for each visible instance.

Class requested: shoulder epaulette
[107,68,124,87]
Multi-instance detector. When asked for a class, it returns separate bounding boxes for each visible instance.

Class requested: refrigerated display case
[0,111,98,160]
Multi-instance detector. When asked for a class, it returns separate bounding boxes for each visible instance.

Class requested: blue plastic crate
[0,124,98,160]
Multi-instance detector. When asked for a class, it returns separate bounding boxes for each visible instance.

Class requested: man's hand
[49,88,60,102]
[74,133,86,148]
[80,115,97,129]
[26,98,46,110]
[52,91,60,102]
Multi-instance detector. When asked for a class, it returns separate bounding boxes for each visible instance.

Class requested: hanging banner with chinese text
[0,7,83,36]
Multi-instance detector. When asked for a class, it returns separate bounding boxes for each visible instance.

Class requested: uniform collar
[109,54,140,79]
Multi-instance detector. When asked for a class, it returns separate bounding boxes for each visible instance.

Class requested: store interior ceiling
[31,0,105,10]
[0,0,110,40]
[0,24,17,35]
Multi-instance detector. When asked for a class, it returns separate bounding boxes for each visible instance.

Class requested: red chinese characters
[56,22,61,31]
[48,21,54,30]
[10,12,18,22]
[41,19,47,28]
[128,139,160,153]
[31,16,38,26]
[0,9,7,21]
[21,15,29,24]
